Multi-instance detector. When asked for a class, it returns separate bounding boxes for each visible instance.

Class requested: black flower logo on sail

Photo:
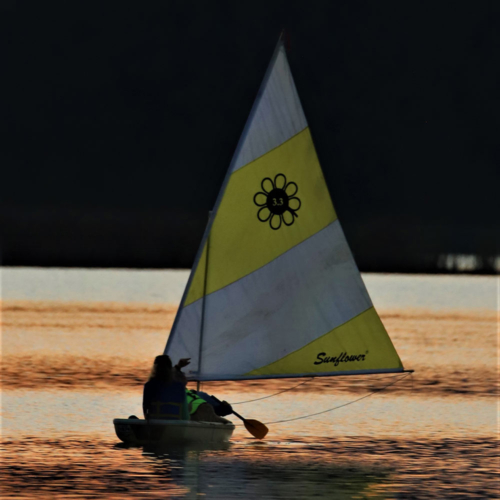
[253,173,301,230]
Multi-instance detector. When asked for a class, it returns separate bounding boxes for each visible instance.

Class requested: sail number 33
[253,173,302,230]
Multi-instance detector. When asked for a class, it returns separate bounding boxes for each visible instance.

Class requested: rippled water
[1,269,498,499]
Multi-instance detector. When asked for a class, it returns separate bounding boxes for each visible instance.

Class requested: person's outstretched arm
[173,358,190,385]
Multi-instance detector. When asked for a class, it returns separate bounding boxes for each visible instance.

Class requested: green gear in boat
[186,389,207,415]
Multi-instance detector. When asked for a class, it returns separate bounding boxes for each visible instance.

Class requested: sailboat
[114,35,408,446]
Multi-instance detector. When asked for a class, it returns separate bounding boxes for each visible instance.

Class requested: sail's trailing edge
[165,39,404,380]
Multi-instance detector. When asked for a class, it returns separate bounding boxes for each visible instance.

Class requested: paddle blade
[244,419,269,439]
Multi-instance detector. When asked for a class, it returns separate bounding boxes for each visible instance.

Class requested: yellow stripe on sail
[246,308,403,377]
[185,128,337,306]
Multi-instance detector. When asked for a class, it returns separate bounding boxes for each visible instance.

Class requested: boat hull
[113,418,235,446]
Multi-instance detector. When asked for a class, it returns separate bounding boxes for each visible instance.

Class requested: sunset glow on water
[1,270,498,499]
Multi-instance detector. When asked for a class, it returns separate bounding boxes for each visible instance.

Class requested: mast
[197,212,212,391]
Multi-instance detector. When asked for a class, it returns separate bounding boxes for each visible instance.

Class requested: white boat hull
[113,418,235,446]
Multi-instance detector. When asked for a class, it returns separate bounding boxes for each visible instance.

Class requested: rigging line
[231,377,315,405]
[264,372,412,425]
[231,372,404,405]
[233,372,412,427]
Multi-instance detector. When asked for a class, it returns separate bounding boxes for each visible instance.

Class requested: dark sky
[1,1,498,271]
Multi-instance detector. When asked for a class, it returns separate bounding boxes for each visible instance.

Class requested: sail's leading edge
[165,39,404,381]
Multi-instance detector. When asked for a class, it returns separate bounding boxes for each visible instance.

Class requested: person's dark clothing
[143,379,189,420]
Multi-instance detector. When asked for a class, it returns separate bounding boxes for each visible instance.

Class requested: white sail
[165,39,404,381]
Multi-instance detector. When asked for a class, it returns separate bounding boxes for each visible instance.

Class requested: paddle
[232,410,269,439]
[212,396,269,439]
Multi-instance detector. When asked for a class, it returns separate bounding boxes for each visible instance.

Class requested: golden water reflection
[1,436,497,499]
[1,297,498,498]
[2,301,497,397]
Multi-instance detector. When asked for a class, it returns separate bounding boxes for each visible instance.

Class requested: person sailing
[142,355,190,420]
[177,358,233,424]
[185,389,233,424]
[143,355,233,424]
